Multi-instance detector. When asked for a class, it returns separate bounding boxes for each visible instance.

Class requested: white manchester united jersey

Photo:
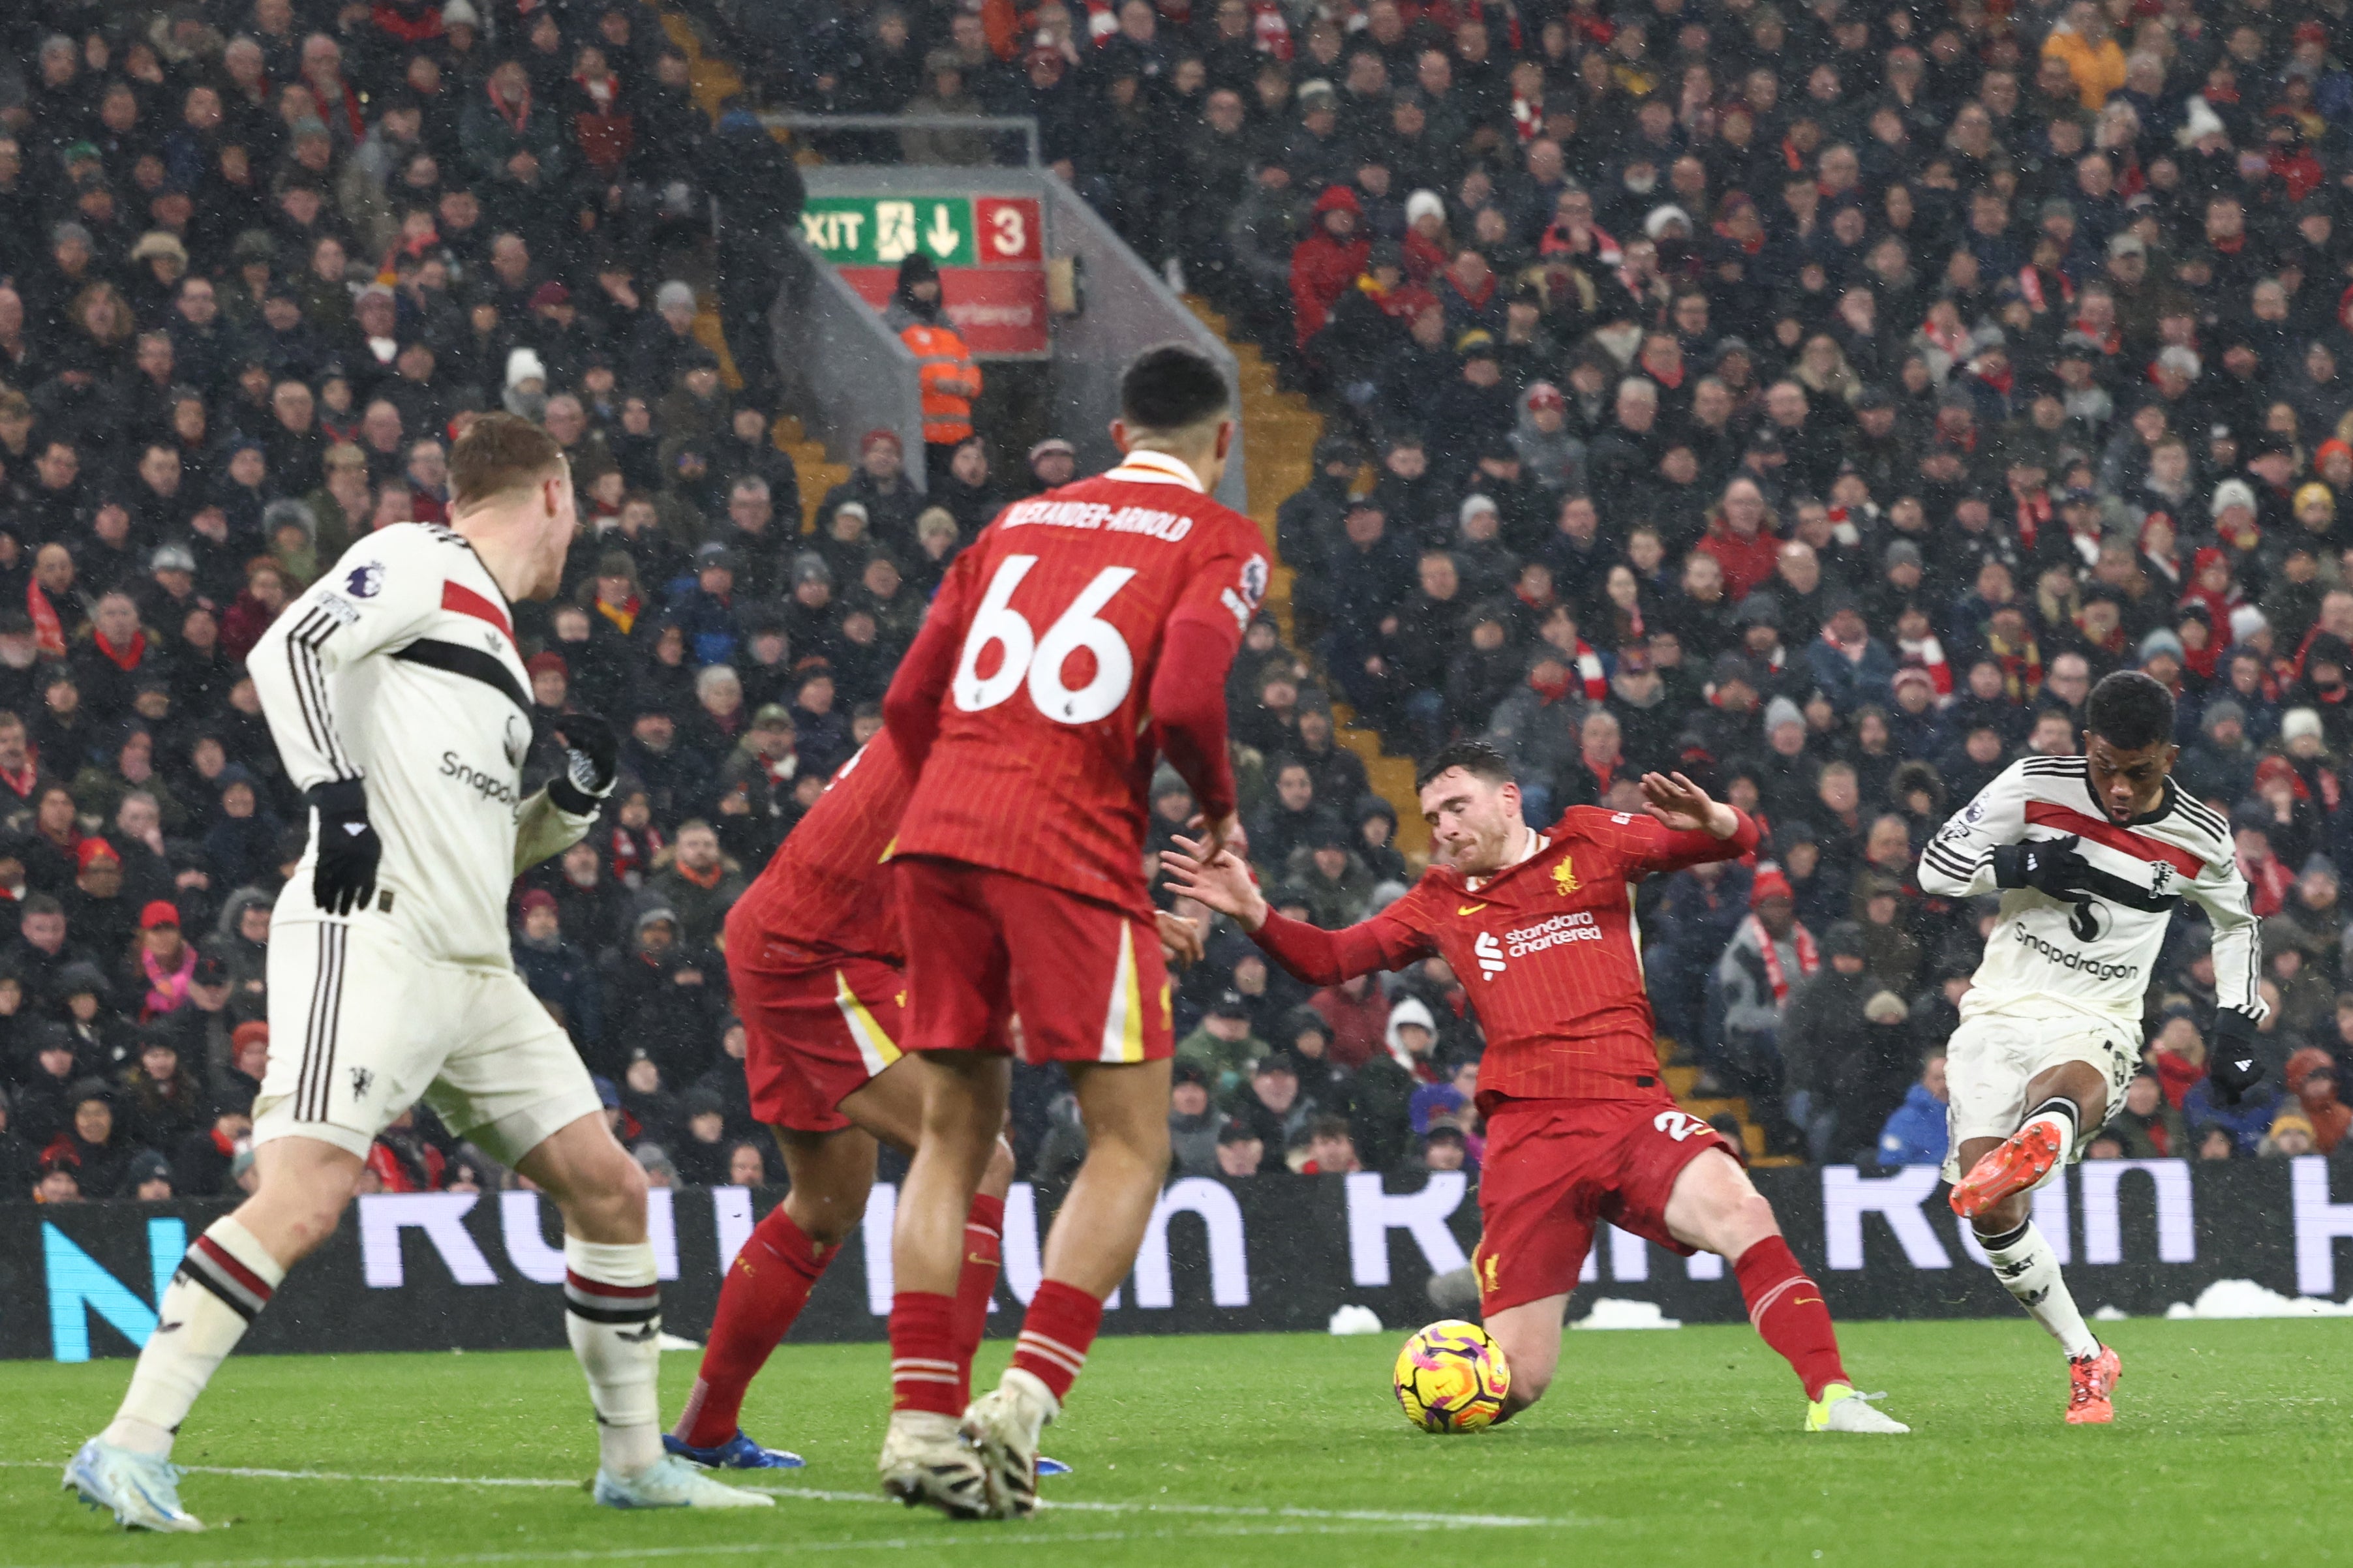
[1916,756,2265,1025]
[249,522,596,968]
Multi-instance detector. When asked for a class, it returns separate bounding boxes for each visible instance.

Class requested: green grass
[3,1319,2349,1567]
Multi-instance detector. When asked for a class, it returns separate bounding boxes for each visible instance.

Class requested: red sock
[1735,1236,1848,1401]
[1007,1280,1102,1405]
[951,1194,1006,1406]
[890,1290,963,1416]
[675,1205,832,1448]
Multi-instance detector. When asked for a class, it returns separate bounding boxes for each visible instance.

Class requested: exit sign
[806,193,1049,357]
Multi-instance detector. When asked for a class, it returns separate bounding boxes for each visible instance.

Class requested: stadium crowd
[7,0,2353,1205]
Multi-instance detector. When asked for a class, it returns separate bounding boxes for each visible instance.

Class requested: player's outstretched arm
[1162,836,1268,929]
[1164,834,1423,986]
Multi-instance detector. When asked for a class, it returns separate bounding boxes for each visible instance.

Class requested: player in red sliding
[1165,740,1910,1436]
[663,731,1202,1474]
[876,344,1267,1518]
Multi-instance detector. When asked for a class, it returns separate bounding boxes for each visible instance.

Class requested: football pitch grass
[3,1318,2348,1567]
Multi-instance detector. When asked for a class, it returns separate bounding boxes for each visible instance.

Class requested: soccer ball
[1393,1319,1511,1433]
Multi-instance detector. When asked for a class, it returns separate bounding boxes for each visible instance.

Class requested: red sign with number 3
[973,197,1042,263]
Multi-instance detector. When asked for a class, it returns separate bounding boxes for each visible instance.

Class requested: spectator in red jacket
[1289,185,1369,348]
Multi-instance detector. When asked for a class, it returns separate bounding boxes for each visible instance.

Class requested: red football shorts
[892,856,1174,1066]
[1470,1094,1740,1316]
[734,957,907,1134]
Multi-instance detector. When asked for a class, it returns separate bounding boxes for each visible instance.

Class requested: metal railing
[759,113,1044,169]
[768,237,930,493]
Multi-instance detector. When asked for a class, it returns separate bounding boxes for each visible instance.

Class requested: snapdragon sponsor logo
[441,751,519,809]
[1505,909,1602,957]
[2012,921,2138,980]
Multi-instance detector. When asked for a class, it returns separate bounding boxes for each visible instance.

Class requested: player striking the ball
[1166,741,1908,1436]
[666,731,1199,1472]
[1917,670,2264,1424]
[65,415,764,1531]
[876,344,1266,1518]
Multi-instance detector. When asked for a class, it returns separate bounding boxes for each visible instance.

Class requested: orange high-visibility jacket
[900,320,982,445]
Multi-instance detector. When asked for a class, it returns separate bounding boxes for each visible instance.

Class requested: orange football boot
[2066,1344,2121,1425]
[1949,1120,2066,1218]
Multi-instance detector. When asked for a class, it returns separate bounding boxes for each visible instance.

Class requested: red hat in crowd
[139,900,180,930]
[862,428,903,453]
[76,839,121,874]
[1750,867,1795,907]
[525,651,568,680]
[519,889,558,916]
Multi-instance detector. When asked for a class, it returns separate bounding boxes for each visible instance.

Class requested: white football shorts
[1941,1003,2140,1183]
[252,917,603,1166]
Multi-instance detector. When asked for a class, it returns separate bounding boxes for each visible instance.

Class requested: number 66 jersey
[883,449,1268,916]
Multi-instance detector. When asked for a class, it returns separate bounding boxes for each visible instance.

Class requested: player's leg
[1951,1039,2119,1421]
[672,961,879,1466]
[959,881,1177,1516]
[1480,1294,1573,1417]
[509,1110,765,1509]
[1951,1057,2112,1218]
[67,1133,361,1531]
[1657,1146,1905,1432]
[877,859,1013,1517]
[1466,1102,1600,1422]
[443,972,765,1509]
[962,1053,1168,1513]
[671,1124,873,1462]
[70,919,384,1532]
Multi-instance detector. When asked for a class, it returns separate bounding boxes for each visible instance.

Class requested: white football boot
[63,1438,204,1532]
[960,1368,1059,1518]
[1806,1384,1911,1434]
[592,1453,774,1508]
[879,1410,992,1519]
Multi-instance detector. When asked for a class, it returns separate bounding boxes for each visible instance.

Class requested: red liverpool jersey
[885,450,1268,913]
[727,733,914,970]
[1253,807,1759,1102]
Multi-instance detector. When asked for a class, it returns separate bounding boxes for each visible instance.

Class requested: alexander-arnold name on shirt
[998,497,1194,543]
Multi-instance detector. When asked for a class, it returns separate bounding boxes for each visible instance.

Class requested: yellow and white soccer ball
[1393,1319,1511,1433]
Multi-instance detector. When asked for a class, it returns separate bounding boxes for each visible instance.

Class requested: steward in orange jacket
[885,252,983,489]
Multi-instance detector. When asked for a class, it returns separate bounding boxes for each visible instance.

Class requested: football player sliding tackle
[1917,670,2265,1423]
[1167,742,1907,1434]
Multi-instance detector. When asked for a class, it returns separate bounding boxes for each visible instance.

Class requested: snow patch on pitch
[1571,1298,1682,1330]
[2163,1278,2353,1319]
[1328,1304,1384,1334]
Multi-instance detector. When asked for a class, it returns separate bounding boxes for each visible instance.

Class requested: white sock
[564,1236,663,1479]
[103,1218,287,1456]
[2020,1097,2082,1173]
[1979,1220,2099,1360]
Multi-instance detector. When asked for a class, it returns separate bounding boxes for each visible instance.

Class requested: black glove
[548,710,619,815]
[1991,835,2095,897]
[2208,1010,2266,1106]
[307,778,380,917]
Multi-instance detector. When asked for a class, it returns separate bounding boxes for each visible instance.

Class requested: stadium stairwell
[1179,296,1428,859]
[644,3,847,527]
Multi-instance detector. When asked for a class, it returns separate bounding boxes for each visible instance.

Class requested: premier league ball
[1393,1319,1511,1433]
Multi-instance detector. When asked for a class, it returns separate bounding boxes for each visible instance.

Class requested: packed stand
[737,0,2353,1172]
[17,0,2353,1205]
[0,0,853,1204]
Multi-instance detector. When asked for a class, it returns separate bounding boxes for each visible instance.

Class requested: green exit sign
[800,196,975,267]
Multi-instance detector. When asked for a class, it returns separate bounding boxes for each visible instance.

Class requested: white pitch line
[5,1460,1580,1534]
[0,1520,1495,1568]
